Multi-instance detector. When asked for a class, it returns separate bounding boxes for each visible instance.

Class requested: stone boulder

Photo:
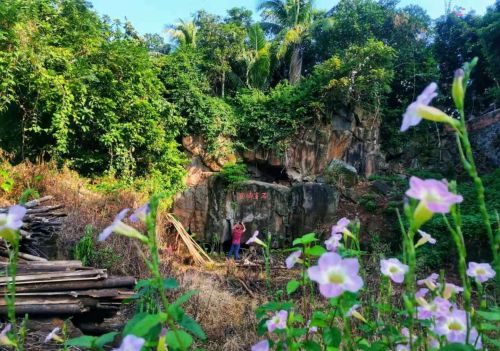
[323,159,358,188]
[174,177,339,245]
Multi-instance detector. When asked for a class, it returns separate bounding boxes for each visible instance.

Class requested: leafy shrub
[358,193,378,213]
[73,225,120,270]
[218,162,249,188]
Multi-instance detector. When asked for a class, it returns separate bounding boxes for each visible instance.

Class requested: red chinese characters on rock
[236,192,268,201]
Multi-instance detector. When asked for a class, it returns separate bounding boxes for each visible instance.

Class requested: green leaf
[302,340,321,351]
[180,315,206,340]
[163,277,179,289]
[286,280,301,295]
[323,327,341,347]
[65,335,96,348]
[293,233,316,246]
[484,335,500,347]
[123,313,165,337]
[439,344,475,351]
[173,290,198,306]
[166,329,193,350]
[94,332,118,348]
[476,309,500,321]
[305,245,327,257]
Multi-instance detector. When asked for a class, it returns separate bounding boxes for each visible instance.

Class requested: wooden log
[9,276,136,293]
[0,250,49,262]
[0,269,107,286]
[0,260,84,273]
[0,303,88,315]
[14,288,134,299]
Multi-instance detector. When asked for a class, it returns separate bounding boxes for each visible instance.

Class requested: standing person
[227,221,246,260]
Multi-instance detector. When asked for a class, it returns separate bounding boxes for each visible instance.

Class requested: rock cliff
[173,106,383,245]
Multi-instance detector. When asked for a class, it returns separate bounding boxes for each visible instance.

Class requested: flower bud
[413,202,433,229]
[415,105,460,130]
[452,69,465,111]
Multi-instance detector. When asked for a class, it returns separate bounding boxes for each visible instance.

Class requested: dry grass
[0,158,154,276]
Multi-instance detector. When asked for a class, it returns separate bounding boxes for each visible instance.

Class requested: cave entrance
[250,162,290,185]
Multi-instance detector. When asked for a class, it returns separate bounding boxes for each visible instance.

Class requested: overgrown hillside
[1,0,499,193]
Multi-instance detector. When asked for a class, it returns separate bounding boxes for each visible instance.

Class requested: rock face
[243,107,384,180]
[174,107,378,245]
[174,177,339,245]
[468,109,500,168]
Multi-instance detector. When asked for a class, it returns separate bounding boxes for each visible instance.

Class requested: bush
[73,225,120,270]
[218,162,248,188]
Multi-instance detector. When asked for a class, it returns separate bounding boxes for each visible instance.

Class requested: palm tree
[165,19,197,49]
[257,0,315,84]
[240,24,271,88]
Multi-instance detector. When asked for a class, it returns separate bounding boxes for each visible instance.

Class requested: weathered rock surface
[182,135,237,172]
[243,107,384,180]
[468,109,500,168]
[174,177,339,245]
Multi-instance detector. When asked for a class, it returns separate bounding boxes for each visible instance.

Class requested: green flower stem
[264,234,272,294]
[455,112,499,284]
[342,316,353,351]
[442,213,472,343]
[405,229,417,351]
[7,238,19,341]
[146,197,185,350]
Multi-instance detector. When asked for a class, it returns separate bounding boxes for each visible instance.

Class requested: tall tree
[165,19,197,49]
[258,0,315,84]
[240,24,271,88]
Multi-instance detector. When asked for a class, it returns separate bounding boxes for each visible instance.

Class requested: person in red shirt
[227,221,246,260]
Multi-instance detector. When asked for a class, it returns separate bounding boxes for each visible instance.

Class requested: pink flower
[401,83,438,131]
[0,205,26,242]
[266,310,288,332]
[417,273,439,290]
[308,252,363,298]
[345,304,367,322]
[44,327,62,343]
[306,320,318,333]
[111,335,145,351]
[246,231,265,246]
[285,250,302,269]
[417,297,452,320]
[416,288,429,298]
[434,309,481,347]
[331,218,350,234]
[324,233,342,251]
[380,258,409,284]
[466,262,496,283]
[0,324,14,346]
[406,177,463,214]
[0,205,26,231]
[251,339,269,351]
[438,283,463,299]
[99,209,148,244]
[129,204,150,223]
[415,230,436,247]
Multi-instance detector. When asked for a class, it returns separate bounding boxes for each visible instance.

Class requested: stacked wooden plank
[0,196,65,259]
[0,259,136,316]
[0,197,136,318]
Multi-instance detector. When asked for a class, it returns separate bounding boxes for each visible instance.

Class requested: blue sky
[89,0,496,36]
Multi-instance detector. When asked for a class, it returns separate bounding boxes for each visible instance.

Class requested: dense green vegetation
[1,0,499,194]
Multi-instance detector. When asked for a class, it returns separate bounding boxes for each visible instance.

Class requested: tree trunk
[289,44,303,85]
[221,70,226,98]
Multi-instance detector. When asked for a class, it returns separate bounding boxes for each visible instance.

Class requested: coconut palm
[240,23,271,88]
[165,19,197,49]
[257,0,315,84]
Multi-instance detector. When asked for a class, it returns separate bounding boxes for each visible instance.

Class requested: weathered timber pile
[0,196,65,259]
[0,197,136,321]
[0,259,136,316]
